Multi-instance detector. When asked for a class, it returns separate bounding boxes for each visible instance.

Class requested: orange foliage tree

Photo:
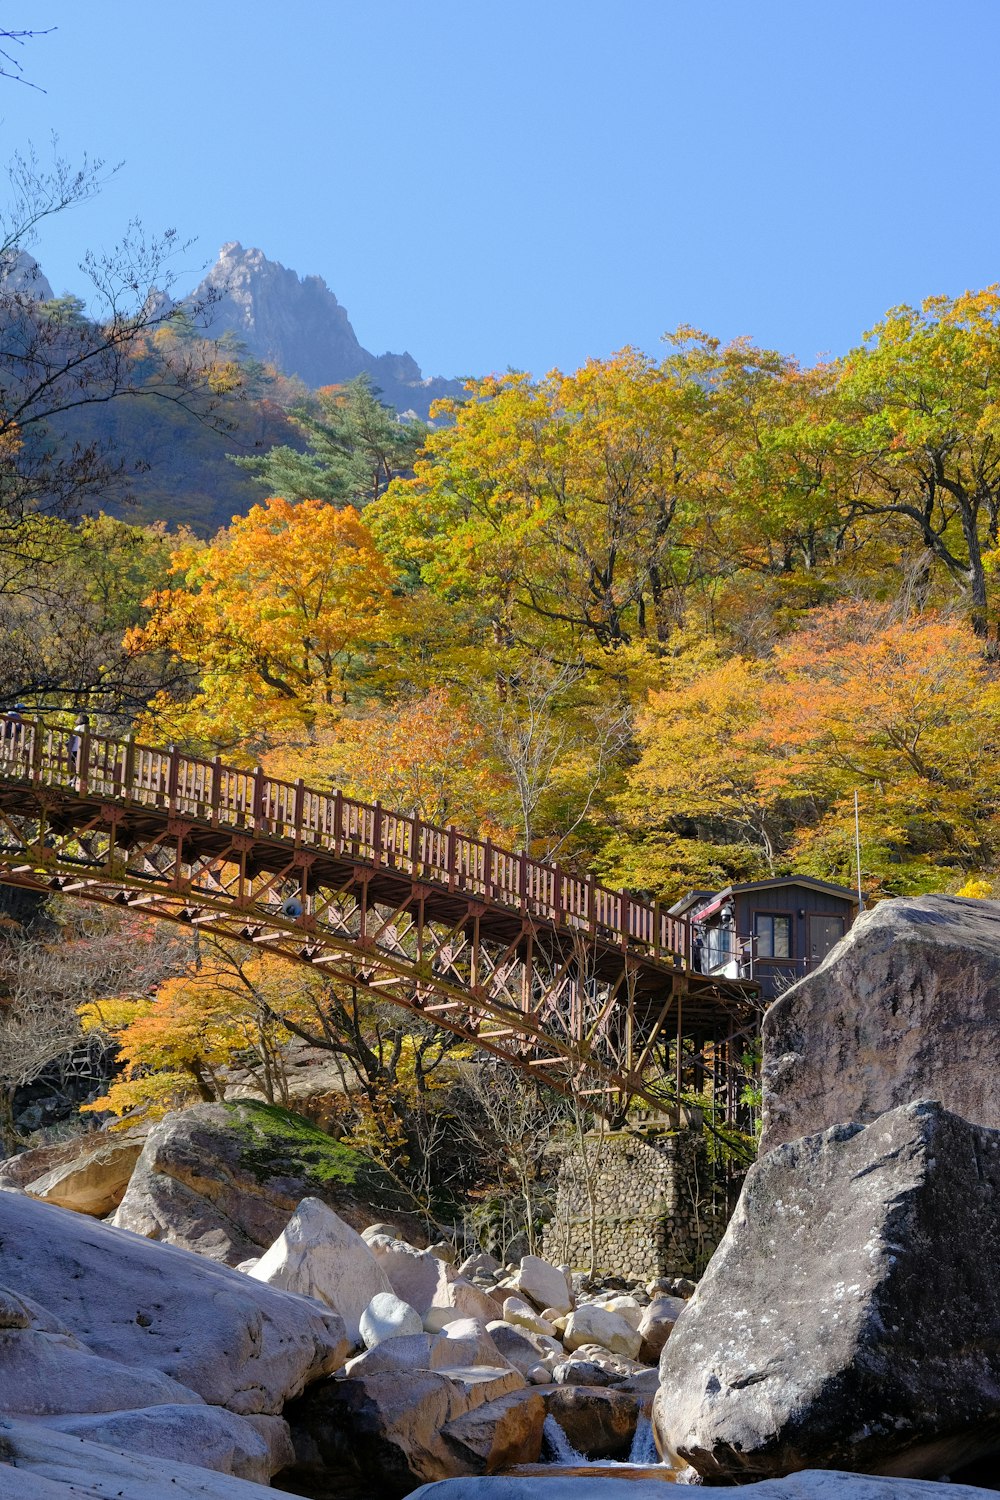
[126,497,398,754]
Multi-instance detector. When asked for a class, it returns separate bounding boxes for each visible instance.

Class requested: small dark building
[670,876,860,1002]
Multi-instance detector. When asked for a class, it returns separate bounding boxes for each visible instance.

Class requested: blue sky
[9,1,1000,381]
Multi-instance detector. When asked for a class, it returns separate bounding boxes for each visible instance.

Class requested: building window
[754,912,791,959]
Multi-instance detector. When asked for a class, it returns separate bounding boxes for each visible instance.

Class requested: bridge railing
[0,718,693,970]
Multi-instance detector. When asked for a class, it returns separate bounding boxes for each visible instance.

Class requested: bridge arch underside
[0,785,759,1123]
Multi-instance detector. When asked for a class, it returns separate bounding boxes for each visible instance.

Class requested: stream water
[541,1414,661,1467]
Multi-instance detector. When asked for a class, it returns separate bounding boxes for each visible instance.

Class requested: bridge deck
[0,720,759,1115]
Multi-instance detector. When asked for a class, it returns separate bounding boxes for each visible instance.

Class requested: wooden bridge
[0,720,760,1122]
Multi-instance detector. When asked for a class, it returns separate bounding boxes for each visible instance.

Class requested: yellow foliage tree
[126,497,398,754]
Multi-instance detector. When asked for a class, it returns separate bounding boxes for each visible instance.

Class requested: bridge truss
[0,721,761,1123]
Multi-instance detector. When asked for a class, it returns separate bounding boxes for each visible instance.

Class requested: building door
[808,914,845,966]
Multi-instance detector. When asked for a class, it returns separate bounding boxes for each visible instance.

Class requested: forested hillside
[21,296,997,906]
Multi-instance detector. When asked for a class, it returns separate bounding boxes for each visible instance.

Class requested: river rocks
[563,1304,642,1360]
[761,895,1000,1152]
[370,1235,502,1330]
[459,1250,502,1280]
[440,1388,546,1474]
[113,1099,424,1266]
[279,1364,533,1496]
[636,1295,685,1363]
[433,1316,505,1369]
[360,1290,425,1347]
[0,1128,145,1217]
[552,1357,618,1387]
[502,1294,556,1337]
[0,1188,349,1417]
[655,1099,1000,1480]
[488,1320,564,1377]
[0,1414,287,1498]
[247,1196,392,1344]
[544,1386,641,1459]
[510,1254,573,1315]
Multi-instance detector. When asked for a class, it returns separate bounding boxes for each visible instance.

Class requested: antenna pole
[854,789,865,912]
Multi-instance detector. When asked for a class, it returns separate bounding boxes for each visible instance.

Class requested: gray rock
[0,1189,348,1416]
[551,1358,618,1387]
[543,1385,641,1459]
[0,1414,285,1497]
[762,895,1000,1152]
[247,1196,392,1344]
[280,1364,528,1494]
[405,1472,1000,1498]
[187,242,463,419]
[112,1099,424,1265]
[655,1099,1000,1480]
[35,1404,286,1484]
[361,1290,425,1347]
[636,1295,686,1363]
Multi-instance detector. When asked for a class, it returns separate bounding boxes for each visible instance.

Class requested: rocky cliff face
[0,249,54,302]
[187,242,462,417]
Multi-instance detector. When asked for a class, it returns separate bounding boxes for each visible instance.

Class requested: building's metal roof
[669,874,859,919]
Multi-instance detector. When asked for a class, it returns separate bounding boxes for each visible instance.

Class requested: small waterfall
[542,1415,588,1465]
[628,1416,657,1464]
[541,1412,663,1468]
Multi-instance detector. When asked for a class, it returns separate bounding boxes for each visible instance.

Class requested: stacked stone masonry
[542,1125,727,1279]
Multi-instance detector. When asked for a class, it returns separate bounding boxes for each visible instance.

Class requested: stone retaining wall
[542,1124,728,1278]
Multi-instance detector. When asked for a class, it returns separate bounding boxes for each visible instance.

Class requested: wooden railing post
[77,729,92,795]
[210,757,222,825]
[252,765,265,828]
[588,873,597,935]
[294,778,305,843]
[621,891,630,952]
[333,789,344,851]
[412,817,422,877]
[167,746,179,812]
[519,851,527,912]
[483,838,493,900]
[372,801,382,866]
[447,825,457,890]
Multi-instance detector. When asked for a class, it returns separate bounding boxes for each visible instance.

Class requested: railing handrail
[0,718,692,969]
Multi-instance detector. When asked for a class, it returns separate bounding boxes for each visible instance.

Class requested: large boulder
[0,1188,348,1416]
[0,1414,286,1498]
[0,1127,145,1217]
[655,1100,1000,1480]
[112,1100,425,1265]
[247,1195,392,1344]
[510,1254,572,1315]
[279,1364,531,1496]
[405,1474,1000,1499]
[761,895,1000,1152]
[562,1303,642,1360]
[34,1405,289,1485]
[636,1295,685,1363]
[543,1386,641,1459]
[370,1235,502,1330]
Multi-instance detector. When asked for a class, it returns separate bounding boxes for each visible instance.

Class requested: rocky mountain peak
[186,243,453,415]
[0,249,54,302]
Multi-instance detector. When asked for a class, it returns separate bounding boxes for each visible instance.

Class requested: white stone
[346,1331,433,1374]
[563,1303,643,1360]
[370,1237,501,1329]
[247,1196,392,1345]
[601,1294,644,1331]
[431,1316,505,1370]
[501,1295,556,1337]
[527,1363,552,1384]
[0,1188,349,1416]
[360,1290,424,1347]
[511,1253,573,1314]
[406,1471,1000,1499]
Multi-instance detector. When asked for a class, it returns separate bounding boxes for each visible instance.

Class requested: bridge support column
[541,1118,733,1280]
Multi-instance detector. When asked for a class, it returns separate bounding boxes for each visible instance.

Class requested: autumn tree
[127,497,398,753]
[371,342,719,657]
[831,290,1000,641]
